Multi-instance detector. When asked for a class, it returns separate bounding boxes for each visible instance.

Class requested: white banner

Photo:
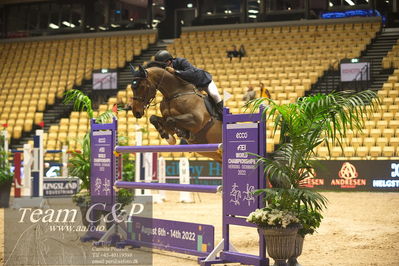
[93,72,117,90]
[340,62,370,82]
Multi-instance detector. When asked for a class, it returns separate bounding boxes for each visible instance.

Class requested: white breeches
[206,81,222,103]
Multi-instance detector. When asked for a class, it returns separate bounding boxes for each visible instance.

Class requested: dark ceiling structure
[0,0,397,39]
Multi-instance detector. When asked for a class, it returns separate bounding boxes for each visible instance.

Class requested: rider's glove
[165,67,176,74]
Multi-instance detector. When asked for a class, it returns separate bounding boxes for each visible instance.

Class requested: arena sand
[1,192,398,266]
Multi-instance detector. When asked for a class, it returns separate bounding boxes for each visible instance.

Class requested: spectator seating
[10,20,399,160]
[0,32,156,142]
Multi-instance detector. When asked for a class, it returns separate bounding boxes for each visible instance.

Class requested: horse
[128,62,222,162]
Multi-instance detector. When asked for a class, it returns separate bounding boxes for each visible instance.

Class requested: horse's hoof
[160,131,169,139]
[166,135,176,145]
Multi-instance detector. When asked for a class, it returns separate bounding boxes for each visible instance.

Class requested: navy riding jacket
[172,58,212,88]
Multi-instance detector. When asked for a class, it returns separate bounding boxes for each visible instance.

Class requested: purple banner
[127,216,214,255]
[224,123,260,217]
[91,130,115,210]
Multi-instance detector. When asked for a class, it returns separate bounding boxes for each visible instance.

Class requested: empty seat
[343,146,355,157]
[389,120,399,129]
[369,129,382,138]
[376,120,388,129]
[356,146,369,157]
[376,137,388,148]
[317,146,329,158]
[331,146,343,157]
[351,137,363,148]
[383,128,395,138]
[363,137,376,148]
[369,146,382,157]
[364,120,375,129]
[389,137,399,148]
[382,146,395,157]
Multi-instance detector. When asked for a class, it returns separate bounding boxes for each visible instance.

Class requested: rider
[154,50,223,119]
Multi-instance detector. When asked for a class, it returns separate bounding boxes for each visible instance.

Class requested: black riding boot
[216,101,223,121]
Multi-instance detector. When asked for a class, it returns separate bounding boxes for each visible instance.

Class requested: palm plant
[63,89,115,124]
[63,89,115,190]
[63,89,134,206]
[63,89,115,205]
[0,130,13,208]
[247,90,380,233]
[0,132,13,186]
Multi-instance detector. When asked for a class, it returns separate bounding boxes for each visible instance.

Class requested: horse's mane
[144,61,168,69]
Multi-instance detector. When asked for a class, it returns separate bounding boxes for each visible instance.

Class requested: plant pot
[79,204,101,227]
[0,182,12,208]
[288,234,304,266]
[263,226,299,266]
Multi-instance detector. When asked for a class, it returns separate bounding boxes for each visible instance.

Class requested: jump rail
[115,143,221,153]
[115,181,221,193]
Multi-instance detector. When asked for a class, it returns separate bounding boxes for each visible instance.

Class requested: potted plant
[0,126,13,208]
[63,89,134,226]
[246,90,379,265]
[289,206,323,266]
[247,198,300,266]
[248,185,327,266]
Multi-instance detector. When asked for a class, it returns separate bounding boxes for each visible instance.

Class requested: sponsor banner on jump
[43,178,79,197]
[302,160,399,192]
[165,160,222,185]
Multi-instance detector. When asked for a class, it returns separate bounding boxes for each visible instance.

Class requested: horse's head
[129,64,157,118]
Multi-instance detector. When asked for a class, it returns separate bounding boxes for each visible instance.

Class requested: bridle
[132,69,166,109]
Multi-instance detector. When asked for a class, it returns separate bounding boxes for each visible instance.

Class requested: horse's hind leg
[149,115,176,144]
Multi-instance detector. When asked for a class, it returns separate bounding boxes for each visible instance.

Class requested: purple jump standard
[87,107,269,266]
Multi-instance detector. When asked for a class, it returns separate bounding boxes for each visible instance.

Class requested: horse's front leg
[149,115,177,145]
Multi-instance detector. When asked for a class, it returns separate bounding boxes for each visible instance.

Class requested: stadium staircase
[308,28,399,95]
[11,39,169,150]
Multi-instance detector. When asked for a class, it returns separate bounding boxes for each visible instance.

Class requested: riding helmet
[154,50,173,62]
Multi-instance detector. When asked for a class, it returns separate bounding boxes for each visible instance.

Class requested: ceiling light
[345,0,355,5]
[248,9,259,14]
[49,23,59,29]
[62,21,75,28]
[187,3,193,8]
